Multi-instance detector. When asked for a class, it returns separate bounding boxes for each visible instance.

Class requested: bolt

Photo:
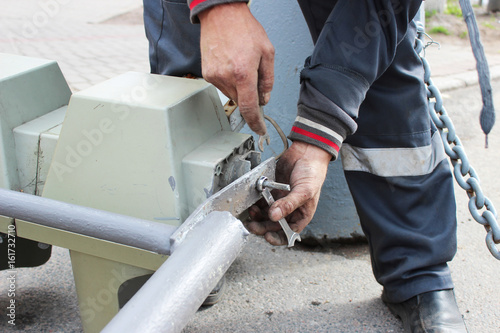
[256,176,290,192]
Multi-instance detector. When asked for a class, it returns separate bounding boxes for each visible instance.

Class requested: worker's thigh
[143,0,202,76]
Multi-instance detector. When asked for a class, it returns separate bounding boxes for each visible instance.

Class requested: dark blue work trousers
[143,0,457,303]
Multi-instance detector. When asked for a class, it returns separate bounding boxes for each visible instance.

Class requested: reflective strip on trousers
[340,132,446,177]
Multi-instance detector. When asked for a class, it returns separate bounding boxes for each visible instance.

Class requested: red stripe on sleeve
[189,0,206,10]
[291,126,340,152]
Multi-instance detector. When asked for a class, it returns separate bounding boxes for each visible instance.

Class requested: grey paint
[249,1,362,241]
[0,54,71,191]
[0,188,176,254]
[168,176,176,191]
[102,211,249,333]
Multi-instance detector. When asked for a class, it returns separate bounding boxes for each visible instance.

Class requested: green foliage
[446,0,463,17]
[459,31,468,39]
[425,9,437,20]
[429,26,451,35]
[483,22,495,29]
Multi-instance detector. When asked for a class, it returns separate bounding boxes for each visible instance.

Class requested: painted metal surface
[102,211,249,333]
[37,123,63,195]
[181,131,254,214]
[70,250,156,330]
[27,72,274,331]
[170,157,276,250]
[16,219,168,271]
[13,106,66,195]
[27,72,270,332]
[0,53,71,233]
[0,53,71,191]
[41,72,231,227]
[0,188,177,254]
[3,144,273,331]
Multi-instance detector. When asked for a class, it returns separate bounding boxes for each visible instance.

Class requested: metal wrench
[256,176,301,247]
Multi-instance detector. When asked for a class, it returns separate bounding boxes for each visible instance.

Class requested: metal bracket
[170,157,277,251]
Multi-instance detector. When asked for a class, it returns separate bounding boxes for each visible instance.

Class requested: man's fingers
[198,3,273,137]
[207,63,268,136]
[201,66,238,102]
[264,231,287,246]
[245,221,266,235]
[216,84,237,103]
[246,220,282,235]
[269,185,315,222]
[236,76,267,135]
[258,44,275,106]
[248,204,267,222]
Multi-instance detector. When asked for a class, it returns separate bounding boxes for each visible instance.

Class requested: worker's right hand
[198,3,275,136]
[246,141,332,246]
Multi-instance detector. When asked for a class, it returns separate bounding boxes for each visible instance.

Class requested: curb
[431,64,500,92]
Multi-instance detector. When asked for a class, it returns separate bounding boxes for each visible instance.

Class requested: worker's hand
[247,141,332,245]
[198,3,274,136]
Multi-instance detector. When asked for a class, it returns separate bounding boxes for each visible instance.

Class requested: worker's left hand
[198,3,274,136]
[246,141,331,245]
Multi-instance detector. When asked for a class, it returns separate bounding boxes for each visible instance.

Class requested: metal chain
[416,23,500,260]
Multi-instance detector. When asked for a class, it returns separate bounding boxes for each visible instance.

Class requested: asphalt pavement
[1,1,500,332]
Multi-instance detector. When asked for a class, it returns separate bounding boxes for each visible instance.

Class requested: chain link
[416,23,500,260]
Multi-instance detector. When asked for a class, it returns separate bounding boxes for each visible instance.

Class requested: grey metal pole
[101,211,249,333]
[0,188,176,254]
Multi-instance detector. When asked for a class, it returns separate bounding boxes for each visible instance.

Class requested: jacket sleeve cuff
[288,81,357,161]
[188,0,249,23]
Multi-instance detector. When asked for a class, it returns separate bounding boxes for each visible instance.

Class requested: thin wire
[264,115,289,159]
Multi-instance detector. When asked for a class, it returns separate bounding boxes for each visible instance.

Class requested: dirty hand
[247,141,332,245]
[198,3,274,136]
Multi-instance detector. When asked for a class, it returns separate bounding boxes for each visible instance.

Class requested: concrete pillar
[426,0,446,13]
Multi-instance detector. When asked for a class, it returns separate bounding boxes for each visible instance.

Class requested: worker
[143,0,468,331]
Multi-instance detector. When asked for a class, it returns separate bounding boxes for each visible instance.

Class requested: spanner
[256,176,301,247]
